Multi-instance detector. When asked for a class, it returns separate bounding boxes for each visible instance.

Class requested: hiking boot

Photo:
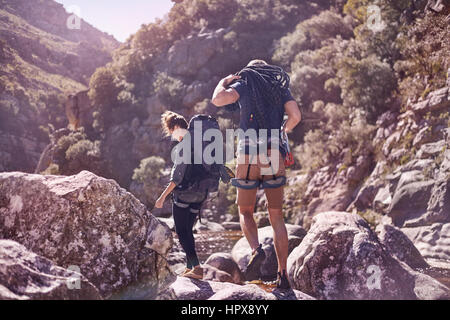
[180,268,191,276]
[244,244,266,281]
[183,265,203,280]
[276,270,290,289]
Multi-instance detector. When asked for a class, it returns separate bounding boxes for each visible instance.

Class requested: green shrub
[152,72,185,107]
[41,163,60,175]
[337,54,396,121]
[65,140,98,161]
[89,67,121,109]
[296,103,376,174]
[132,156,166,184]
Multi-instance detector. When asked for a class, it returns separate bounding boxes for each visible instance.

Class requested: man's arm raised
[211,74,241,107]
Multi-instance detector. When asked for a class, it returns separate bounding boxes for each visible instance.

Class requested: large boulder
[157,276,315,300]
[232,224,306,279]
[0,171,174,299]
[204,253,244,284]
[0,240,101,300]
[402,223,450,265]
[287,212,449,300]
[388,180,435,226]
[375,222,429,269]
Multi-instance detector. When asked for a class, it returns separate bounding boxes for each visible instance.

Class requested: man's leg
[268,207,288,272]
[263,152,288,273]
[238,205,259,251]
[235,161,259,250]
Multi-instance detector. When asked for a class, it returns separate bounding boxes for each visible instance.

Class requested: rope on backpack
[226,64,290,129]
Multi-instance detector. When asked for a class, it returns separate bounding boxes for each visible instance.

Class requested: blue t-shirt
[229,80,295,154]
[229,81,295,131]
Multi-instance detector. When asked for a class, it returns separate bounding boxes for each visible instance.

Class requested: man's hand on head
[222,74,241,87]
[212,74,241,107]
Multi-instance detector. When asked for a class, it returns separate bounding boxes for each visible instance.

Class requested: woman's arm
[155,181,177,209]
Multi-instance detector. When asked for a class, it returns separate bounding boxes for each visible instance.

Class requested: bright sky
[55,0,174,42]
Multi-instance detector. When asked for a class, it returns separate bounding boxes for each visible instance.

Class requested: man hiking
[211,59,301,289]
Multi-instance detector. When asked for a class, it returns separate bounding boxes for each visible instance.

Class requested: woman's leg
[186,203,202,267]
[173,202,194,269]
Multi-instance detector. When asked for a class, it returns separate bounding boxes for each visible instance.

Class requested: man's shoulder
[228,80,248,98]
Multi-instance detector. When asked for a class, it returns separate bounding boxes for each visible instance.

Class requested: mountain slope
[0,0,119,172]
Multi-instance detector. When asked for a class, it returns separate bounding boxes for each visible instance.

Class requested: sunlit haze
[55,0,174,42]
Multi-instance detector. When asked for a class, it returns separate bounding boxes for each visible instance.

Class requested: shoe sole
[183,273,203,280]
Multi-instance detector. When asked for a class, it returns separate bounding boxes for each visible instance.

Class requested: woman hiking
[154,111,204,280]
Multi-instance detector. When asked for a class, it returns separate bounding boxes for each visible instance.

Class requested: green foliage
[191,0,239,29]
[289,42,343,109]
[152,72,185,107]
[337,54,397,120]
[133,22,168,52]
[395,12,449,104]
[132,156,166,184]
[52,130,105,176]
[41,163,60,175]
[65,140,99,162]
[344,0,415,62]
[89,67,121,108]
[165,3,193,40]
[273,10,352,69]
[296,103,376,174]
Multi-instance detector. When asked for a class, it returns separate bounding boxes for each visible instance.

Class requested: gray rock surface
[0,170,174,299]
[232,224,306,279]
[168,29,226,77]
[287,211,449,300]
[376,223,429,269]
[204,253,244,284]
[0,240,101,300]
[158,276,315,300]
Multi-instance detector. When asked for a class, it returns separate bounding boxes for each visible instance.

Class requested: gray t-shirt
[170,162,188,186]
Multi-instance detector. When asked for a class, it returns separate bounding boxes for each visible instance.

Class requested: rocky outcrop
[395,128,449,264]
[409,87,449,114]
[0,170,174,299]
[0,240,101,300]
[65,90,93,132]
[375,222,429,269]
[168,29,227,78]
[342,85,450,266]
[300,153,373,228]
[157,276,315,300]
[204,253,244,284]
[0,0,119,173]
[287,212,449,300]
[426,0,449,13]
[222,222,241,231]
[232,224,306,279]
